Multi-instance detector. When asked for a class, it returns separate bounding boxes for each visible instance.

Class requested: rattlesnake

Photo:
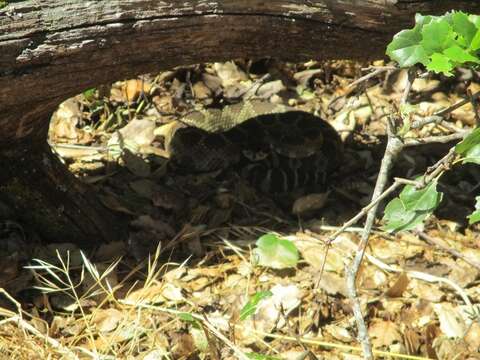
[163,100,343,193]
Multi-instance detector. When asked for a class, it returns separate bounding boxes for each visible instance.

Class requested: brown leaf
[293,68,323,87]
[213,61,248,87]
[255,80,286,99]
[403,328,420,355]
[384,272,410,298]
[92,308,124,333]
[368,319,402,348]
[121,149,151,177]
[123,79,152,103]
[292,192,329,215]
[192,81,212,100]
[99,194,136,215]
[117,118,156,148]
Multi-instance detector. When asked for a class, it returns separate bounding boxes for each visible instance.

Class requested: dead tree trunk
[1,0,479,244]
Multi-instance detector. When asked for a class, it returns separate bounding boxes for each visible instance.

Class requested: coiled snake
[163,100,343,193]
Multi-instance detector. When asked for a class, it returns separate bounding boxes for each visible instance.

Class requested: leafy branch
[336,10,480,359]
[387,12,480,76]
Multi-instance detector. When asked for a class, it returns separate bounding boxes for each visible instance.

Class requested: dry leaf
[213,61,248,87]
[433,303,466,338]
[121,149,151,177]
[192,81,212,99]
[123,79,152,102]
[92,308,124,333]
[292,192,329,215]
[126,284,184,305]
[385,272,410,298]
[117,118,156,148]
[368,319,402,348]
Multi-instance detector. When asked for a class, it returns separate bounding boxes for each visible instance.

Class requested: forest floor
[1,59,480,359]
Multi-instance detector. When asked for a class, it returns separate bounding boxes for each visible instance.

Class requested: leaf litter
[0,59,480,359]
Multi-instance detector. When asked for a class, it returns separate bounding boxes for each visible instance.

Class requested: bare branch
[417,231,480,270]
[346,117,404,360]
[436,90,480,117]
[400,67,416,106]
[404,131,468,147]
[347,67,395,90]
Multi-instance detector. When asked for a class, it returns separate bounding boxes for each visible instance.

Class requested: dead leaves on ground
[2,59,480,358]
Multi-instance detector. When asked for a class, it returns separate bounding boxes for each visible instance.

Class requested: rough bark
[1,0,479,243]
[0,137,127,243]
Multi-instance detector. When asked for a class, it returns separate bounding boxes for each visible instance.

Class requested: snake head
[242,148,270,161]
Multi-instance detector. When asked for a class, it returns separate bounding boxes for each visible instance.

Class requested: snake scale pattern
[165,100,343,193]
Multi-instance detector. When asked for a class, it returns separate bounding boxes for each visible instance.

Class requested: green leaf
[426,53,454,76]
[387,28,422,52]
[399,211,431,232]
[443,45,480,64]
[397,103,417,135]
[452,12,477,46]
[462,144,480,165]
[399,180,442,212]
[382,198,416,232]
[83,87,97,101]
[383,177,442,233]
[253,233,299,269]
[386,11,480,70]
[239,291,273,321]
[455,127,480,155]
[382,198,432,233]
[469,15,480,28]
[468,197,480,224]
[386,17,430,68]
[415,13,434,28]
[421,18,456,53]
[178,312,198,327]
[470,29,480,51]
[387,42,429,68]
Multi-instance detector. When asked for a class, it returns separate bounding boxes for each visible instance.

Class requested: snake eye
[242,149,268,161]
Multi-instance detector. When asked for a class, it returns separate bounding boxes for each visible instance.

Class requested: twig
[325,64,479,360]
[403,132,467,147]
[436,89,480,117]
[237,73,271,100]
[410,88,480,132]
[345,116,404,359]
[410,115,461,133]
[360,65,398,72]
[120,302,251,360]
[0,314,79,359]
[417,231,480,271]
[330,66,396,111]
[400,67,416,105]
[341,69,478,359]
[327,179,404,243]
[410,114,444,129]
[239,326,432,360]
[347,67,393,90]
[422,147,456,185]
[364,251,472,307]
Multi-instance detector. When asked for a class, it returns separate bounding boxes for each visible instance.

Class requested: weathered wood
[0,138,127,242]
[1,0,479,243]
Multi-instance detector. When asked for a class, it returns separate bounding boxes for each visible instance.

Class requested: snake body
[165,101,343,193]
